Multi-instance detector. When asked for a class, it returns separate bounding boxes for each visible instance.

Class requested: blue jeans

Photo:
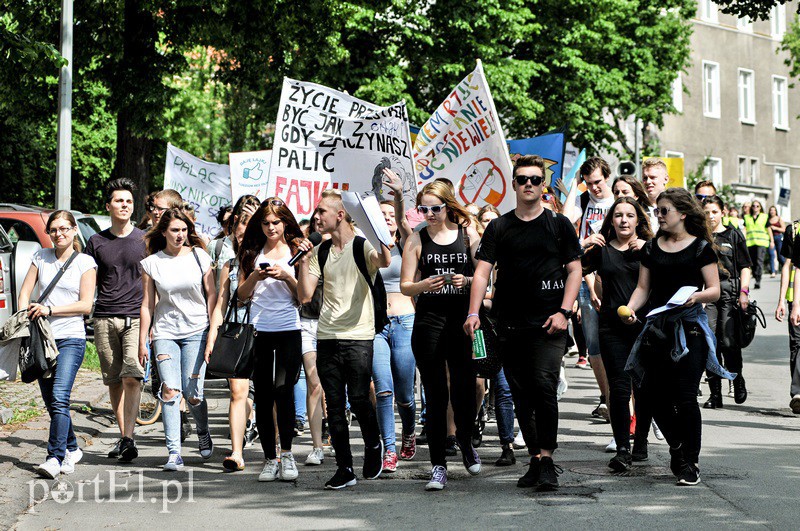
[491,366,515,445]
[578,281,600,357]
[294,366,307,423]
[373,313,417,454]
[38,338,85,463]
[153,332,209,455]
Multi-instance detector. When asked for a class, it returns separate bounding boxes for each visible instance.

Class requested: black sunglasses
[514,175,544,186]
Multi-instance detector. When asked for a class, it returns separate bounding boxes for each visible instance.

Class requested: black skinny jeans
[411,305,476,467]
[599,318,652,451]
[706,280,743,377]
[500,329,566,454]
[748,245,766,284]
[639,322,707,463]
[316,339,381,469]
[790,302,800,397]
[252,330,302,459]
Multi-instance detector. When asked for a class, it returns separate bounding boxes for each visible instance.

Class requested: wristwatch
[557,308,574,319]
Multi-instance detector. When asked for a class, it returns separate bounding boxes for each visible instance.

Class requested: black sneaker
[495,445,516,467]
[471,418,484,448]
[631,439,648,462]
[733,375,748,404]
[363,440,384,479]
[294,419,305,437]
[445,435,458,456]
[321,418,330,441]
[118,437,138,462]
[536,456,562,491]
[244,421,259,448]
[181,411,192,443]
[417,426,428,446]
[517,458,540,488]
[608,449,632,472]
[325,467,357,490]
[107,438,122,459]
[676,463,700,486]
[669,445,686,477]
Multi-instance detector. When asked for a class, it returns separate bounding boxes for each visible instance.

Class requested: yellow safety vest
[744,213,770,248]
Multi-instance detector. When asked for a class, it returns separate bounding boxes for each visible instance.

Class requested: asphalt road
[10,276,799,530]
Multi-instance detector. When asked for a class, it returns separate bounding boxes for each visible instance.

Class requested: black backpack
[318,236,389,334]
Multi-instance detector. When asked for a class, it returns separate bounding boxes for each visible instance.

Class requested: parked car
[0,224,42,326]
[0,203,100,249]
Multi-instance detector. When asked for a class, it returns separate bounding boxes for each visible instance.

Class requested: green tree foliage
[712,0,791,21]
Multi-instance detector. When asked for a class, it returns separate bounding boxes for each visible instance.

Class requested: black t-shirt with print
[713,227,751,281]
[477,209,581,328]
[640,237,718,309]
[582,243,644,320]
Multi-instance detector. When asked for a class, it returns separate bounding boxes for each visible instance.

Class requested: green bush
[82,341,101,373]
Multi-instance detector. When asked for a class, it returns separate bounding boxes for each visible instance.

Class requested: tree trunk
[112,115,152,221]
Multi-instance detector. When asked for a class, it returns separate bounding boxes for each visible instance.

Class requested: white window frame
[737,156,748,183]
[703,157,723,188]
[672,74,683,113]
[703,61,721,119]
[774,166,791,219]
[737,16,753,33]
[772,4,786,39]
[700,0,718,23]
[772,75,789,130]
[749,157,759,185]
[737,68,756,124]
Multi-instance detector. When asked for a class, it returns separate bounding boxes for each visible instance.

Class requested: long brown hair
[46,210,82,252]
[612,176,651,208]
[144,208,206,255]
[655,188,714,245]
[238,197,304,278]
[416,180,472,227]
[599,197,653,243]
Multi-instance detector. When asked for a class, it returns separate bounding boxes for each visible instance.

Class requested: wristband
[467,313,480,319]
[47,306,53,316]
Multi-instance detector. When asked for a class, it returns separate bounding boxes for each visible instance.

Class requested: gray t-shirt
[141,248,212,340]
[33,249,97,340]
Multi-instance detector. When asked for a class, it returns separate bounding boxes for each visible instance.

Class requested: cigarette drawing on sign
[459,158,506,207]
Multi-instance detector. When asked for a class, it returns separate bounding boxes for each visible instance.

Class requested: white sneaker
[280,452,299,481]
[605,438,617,453]
[36,457,61,479]
[652,421,665,440]
[60,448,83,474]
[556,366,568,401]
[512,431,526,449]
[305,447,325,466]
[258,459,280,482]
[163,453,185,471]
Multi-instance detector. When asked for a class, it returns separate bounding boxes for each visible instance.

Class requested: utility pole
[55,0,73,210]
[633,116,640,179]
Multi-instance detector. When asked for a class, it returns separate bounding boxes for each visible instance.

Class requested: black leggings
[640,323,707,463]
[411,306,476,467]
[599,320,652,451]
[252,330,302,459]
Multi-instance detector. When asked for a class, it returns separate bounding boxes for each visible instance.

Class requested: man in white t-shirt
[642,158,670,232]
[566,157,614,421]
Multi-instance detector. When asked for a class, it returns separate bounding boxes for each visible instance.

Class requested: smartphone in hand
[259,262,270,270]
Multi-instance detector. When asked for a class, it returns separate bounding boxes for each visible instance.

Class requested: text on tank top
[418,225,469,298]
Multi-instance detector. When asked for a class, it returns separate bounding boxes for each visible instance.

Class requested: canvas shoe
[163,453,185,472]
[424,465,447,491]
[280,452,299,481]
[61,448,83,474]
[36,457,61,479]
[258,459,280,482]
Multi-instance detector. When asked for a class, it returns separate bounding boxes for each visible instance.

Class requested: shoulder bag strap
[352,237,375,290]
[37,251,79,304]
[192,247,208,301]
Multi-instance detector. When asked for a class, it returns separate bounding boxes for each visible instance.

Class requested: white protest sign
[268,77,416,219]
[342,192,392,250]
[412,60,514,213]
[229,150,272,202]
[164,143,232,237]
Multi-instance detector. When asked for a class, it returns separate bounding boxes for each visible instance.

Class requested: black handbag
[207,289,256,379]
[735,300,766,349]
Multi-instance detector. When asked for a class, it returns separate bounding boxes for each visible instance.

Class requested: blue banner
[507,132,565,189]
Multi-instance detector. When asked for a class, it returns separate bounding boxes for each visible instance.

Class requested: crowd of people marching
[19,154,800,492]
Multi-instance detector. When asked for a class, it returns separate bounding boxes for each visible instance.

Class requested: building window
[737,157,747,183]
[775,167,791,219]
[672,74,683,113]
[704,158,723,188]
[700,0,718,22]
[737,16,753,32]
[738,69,755,124]
[665,151,684,158]
[773,75,789,130]
[703,61,721,118]
[749,157,759,184]
[772,4,786,39]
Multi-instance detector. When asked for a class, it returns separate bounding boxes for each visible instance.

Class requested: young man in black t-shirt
[780,220,800,413]
[465,155,582,491]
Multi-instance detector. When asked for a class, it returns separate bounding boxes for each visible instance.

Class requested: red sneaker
[382,451,398,473]
[400,433,416,460]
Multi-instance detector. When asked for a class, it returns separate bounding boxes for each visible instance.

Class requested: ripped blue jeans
[153,331,209,455]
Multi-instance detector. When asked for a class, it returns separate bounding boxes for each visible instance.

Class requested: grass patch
[82,341,101,373]
[9,399,44,425]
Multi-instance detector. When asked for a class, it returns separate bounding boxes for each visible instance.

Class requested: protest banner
[412,60,514,213]
[507,132,566,191]
[163,143,232,237]
[229,150,272,201]
[268,78,416,219]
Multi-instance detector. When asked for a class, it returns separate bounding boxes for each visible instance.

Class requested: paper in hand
[342,192,392,249]
[646,286,699,318]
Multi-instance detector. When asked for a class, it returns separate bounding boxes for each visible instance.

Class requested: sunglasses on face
[695,194,714,200]
[262,198,285,207]
[514,174,544,186]
[655,207,675,217]
[149,205,168,213]
[417,204,446,215]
